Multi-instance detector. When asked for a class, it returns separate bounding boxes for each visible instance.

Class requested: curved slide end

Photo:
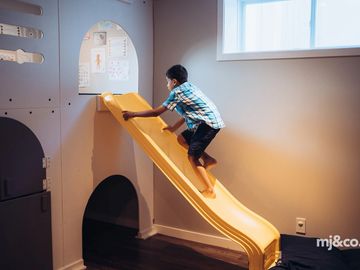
[100,92,280,270]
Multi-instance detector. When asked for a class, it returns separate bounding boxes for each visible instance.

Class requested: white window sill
[216,47,360,61]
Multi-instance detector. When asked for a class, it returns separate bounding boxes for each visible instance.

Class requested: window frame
[217,0,360,61]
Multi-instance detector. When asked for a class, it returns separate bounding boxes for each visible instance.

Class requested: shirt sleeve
[162,90,180,111]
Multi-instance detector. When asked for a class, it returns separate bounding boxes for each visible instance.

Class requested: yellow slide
[101,92,280,270]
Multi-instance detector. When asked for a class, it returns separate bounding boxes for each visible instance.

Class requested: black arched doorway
[82,175,139,266]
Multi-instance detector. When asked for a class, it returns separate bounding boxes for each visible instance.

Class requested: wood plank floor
[83,219,248,270]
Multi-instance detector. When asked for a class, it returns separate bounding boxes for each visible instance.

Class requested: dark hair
[166,64,188,84]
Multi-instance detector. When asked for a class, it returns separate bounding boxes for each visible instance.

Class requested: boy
[123,65,225,198]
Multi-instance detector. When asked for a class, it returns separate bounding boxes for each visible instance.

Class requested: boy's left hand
[162,125,176,133]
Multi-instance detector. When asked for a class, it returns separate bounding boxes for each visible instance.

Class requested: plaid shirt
[162,82,225,131]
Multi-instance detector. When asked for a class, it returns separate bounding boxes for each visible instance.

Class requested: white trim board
[154,224,245,252]
[57,259,86,270]
[137,225,158,240]
[217,0,360,61]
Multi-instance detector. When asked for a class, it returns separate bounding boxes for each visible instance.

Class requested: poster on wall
[93,32,106,46]
[108,36,128,58]
[98,21,113,31]
[83,31,90,40]
[91,48,106,73]
[79,63,90,87]
[108,59,129,81]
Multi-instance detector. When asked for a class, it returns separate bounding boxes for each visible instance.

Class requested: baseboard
[57,259,86,270]
[154,224,244,252]
[137,225,158,239]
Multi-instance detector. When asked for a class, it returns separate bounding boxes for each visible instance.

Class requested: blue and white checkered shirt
[162,82,225,131]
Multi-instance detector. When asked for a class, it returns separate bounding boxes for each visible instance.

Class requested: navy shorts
[181,123,220,159]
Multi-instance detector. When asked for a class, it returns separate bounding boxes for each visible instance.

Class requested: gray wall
[0,0,62,267]
[153,0,360,240]
[1,0,154,269]
[59,0,154,267]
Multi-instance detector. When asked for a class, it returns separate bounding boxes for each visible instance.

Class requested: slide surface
[101,92,280,270]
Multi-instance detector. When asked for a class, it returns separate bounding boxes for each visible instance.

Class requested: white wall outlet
[296,217,306,234]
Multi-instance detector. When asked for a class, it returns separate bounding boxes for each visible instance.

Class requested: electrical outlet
[296,217,306,234]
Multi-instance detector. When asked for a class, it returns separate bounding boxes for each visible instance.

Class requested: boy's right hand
[123,111,135,121]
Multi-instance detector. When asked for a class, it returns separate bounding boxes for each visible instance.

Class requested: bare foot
[202,156,217,170]
[201,189,216,199]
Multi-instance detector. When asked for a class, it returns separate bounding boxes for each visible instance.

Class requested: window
[218,0,360,60]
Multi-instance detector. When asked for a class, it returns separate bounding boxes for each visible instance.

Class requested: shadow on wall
[91,110,134,186]
[90,108,152,233]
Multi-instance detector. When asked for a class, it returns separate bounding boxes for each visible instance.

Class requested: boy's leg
[178,133,217,170]
[188,155,216,198]
[177,133,189,148]
[177,131,215,197]
[190,124,220,171]
[187,124,220,198]
[201,152,217,170]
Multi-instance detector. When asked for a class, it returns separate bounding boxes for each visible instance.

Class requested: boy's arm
[163,118,185,132]
[123,105,167,121]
